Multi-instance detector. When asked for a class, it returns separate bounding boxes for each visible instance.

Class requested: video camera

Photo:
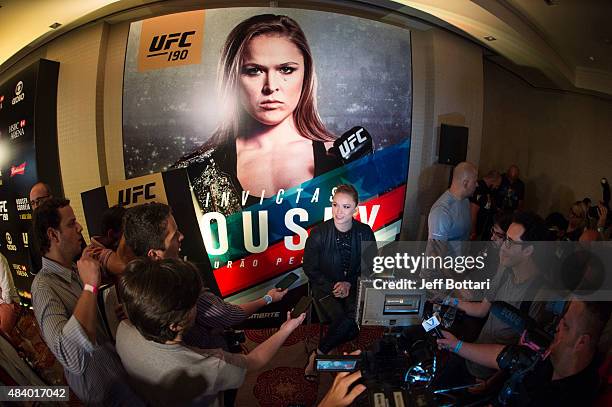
[314,335,440,406]
[494,343,550,406]
[491,302,554,406]
[313,282,463,406]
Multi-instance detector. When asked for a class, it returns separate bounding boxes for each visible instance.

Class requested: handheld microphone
[328,126,374,164]
[422,313,444,338]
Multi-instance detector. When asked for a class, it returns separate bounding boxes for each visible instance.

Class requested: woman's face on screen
[238,34,305,126]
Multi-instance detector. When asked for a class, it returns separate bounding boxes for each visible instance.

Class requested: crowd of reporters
[425,163,612,406]
[18,183,372,406]
[0,172,610,406]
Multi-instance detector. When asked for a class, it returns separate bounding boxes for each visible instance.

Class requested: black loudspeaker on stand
[438,124,469,187]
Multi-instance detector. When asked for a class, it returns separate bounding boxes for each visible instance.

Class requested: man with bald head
[29,182,55,274]
[421,162,478,299]
[436,299,610,405]
[498,165,525,211]
[29,182,53,211]
[428,161,478,241]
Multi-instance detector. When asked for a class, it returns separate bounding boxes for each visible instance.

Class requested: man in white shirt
[0,252,20,336]
[116,257,305,406]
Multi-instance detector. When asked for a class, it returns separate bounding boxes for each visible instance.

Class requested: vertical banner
[82,169,218,293]
[0,59,60,304]
[122,7,412,317]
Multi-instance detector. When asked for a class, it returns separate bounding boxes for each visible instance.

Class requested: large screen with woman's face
[122,7,412,302]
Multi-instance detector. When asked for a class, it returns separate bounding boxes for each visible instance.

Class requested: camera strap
[497,268,544,316]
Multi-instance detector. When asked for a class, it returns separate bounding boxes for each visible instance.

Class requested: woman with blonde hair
[566,201,587,241]
[302,184,376,381]
[175,14,340,215]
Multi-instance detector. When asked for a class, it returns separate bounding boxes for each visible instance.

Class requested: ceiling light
[484,36,496,41]
[49,22,62,29]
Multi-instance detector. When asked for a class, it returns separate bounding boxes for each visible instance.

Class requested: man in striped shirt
[31,198,140,405]
[121,203,288,350]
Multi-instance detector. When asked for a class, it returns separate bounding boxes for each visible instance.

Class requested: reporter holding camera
[588,178,611,240]
[567,176,610,241]
[439,212,554,383]
[581,202,609,241]
[436,300,610,406]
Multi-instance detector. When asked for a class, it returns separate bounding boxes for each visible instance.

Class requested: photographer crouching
[436,299,611,406]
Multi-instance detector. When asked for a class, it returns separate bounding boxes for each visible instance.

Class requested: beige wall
[103,22,130,184]
[0,21,128,240]
[0,21,111,240]
[403,28,484,239]
[45,23,109,240]
[480,60,612,218]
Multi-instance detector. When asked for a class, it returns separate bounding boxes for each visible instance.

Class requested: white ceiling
[0,0,611,97]
[395,0,612,96]
[506,0,612,74]
[0,0,121,68]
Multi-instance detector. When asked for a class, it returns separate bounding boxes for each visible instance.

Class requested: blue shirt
[428,190,471,241]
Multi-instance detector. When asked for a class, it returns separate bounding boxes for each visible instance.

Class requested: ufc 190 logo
[137,10,204,72]
[147,31,195,61]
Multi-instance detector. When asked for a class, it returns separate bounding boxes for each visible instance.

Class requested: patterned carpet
[7,310,612,406]
[236,325,384,407]
[3,309,383,406]
[2,308,83,405]
[6,309,65,385]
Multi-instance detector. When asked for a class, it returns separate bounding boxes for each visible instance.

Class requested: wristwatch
[263,294,273,305]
